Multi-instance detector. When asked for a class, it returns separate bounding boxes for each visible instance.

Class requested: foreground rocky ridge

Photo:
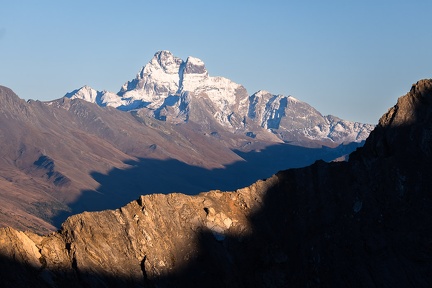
[0,80,431,287]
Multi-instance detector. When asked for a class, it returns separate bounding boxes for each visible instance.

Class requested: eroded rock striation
[1,79,432,286]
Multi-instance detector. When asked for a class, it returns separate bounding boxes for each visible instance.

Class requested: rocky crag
[1,80,431,287]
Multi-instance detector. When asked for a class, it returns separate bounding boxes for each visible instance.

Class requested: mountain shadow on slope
[52,142,362,227]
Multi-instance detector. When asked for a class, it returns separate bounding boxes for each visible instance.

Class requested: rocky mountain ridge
[0,79,431,287]
[66,50,374,146]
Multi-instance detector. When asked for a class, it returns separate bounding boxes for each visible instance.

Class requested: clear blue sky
[1,1,431,124]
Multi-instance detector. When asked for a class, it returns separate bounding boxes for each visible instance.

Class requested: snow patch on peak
[99,91,125,108]
[253,90,272,97]
[185,56,204,66]
[65,85,99,103]
[155,50,173,58]
[287,95,300,103]
[324,115,375,142]
[248,91,287,129]
[184,56,207,75]
[145,50,183,75]
[65,86,124,108]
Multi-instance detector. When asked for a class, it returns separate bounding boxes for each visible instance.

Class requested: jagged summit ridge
[65,50,374,144]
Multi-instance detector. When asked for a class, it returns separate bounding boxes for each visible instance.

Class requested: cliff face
[1,80,432,287]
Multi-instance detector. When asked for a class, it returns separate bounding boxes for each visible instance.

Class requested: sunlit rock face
[1,80,432,287]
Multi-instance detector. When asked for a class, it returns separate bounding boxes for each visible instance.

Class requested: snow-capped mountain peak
[64,85,124,108]
[65,85,99,103]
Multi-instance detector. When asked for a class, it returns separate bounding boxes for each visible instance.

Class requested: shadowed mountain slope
[52,142,360,227]
[0,80,431,287]
[0,85,362,233]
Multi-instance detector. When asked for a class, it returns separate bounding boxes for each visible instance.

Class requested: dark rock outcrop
[1,79,432,287]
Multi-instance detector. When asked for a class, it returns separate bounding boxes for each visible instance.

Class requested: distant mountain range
[0,51,373,233]
[66,50,374,146]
